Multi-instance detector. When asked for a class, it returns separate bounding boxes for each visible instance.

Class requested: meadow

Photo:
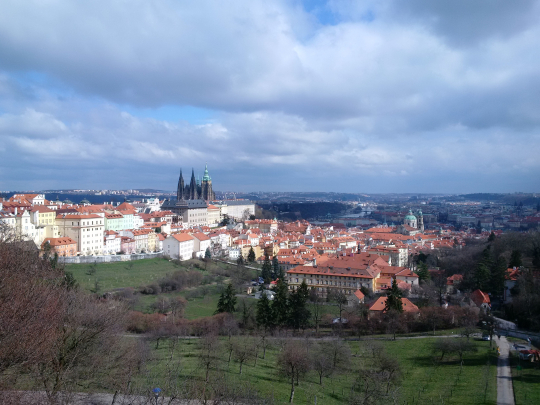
[139,336,497,405]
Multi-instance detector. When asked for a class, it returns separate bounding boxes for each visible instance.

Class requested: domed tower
[201,163,215,201]
[403,209,418,228]
[417,210,424,232]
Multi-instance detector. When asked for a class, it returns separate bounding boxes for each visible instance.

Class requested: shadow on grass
[408,355,495,368]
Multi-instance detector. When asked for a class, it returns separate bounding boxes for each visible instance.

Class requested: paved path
[497,336,515,405]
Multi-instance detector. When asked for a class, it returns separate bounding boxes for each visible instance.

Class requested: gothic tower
[201,163,215,200]
[189,169,197,200]
[176,169,184,201]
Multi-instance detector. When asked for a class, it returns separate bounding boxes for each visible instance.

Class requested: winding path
[497,336,515,405]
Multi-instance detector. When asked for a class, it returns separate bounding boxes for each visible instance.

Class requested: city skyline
[1,1,540,193]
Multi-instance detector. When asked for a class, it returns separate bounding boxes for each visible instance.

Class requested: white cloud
[0,0,539,192]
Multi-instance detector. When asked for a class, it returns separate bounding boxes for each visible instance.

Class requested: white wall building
[164,234,194,260]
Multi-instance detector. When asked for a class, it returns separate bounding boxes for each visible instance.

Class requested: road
[496,336,515,405]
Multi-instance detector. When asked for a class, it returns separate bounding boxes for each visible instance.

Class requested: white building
[164,233,194,260]
[56,213,104,255]
[191,232,212,258]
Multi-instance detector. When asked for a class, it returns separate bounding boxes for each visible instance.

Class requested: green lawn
[65,257,183,292]
[510,352,540,405]
[139,336,497,405]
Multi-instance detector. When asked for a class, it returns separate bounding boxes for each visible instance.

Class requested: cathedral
[177,164,215,202]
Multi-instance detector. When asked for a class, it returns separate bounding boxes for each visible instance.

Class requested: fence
[58,252,163,264]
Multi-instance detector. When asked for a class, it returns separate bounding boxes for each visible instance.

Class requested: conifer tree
[237,254,244,266]
[272,255,280,279]
[272,278,290,327]
[416,262,430,282]
[288,281,311,329]
[256,291,274,330]
[248,247,256,263]
[384,279,403,313]
[215,283,237,314]
[261,253,272,282]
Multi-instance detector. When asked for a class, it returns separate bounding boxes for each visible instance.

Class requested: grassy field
[65,257,182,292]
[138,336,497,405]
[510,351,540,405]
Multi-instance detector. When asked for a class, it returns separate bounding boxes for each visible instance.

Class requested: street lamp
[152,387,161,405]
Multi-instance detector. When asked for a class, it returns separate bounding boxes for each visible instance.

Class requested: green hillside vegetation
[138,336,497,405]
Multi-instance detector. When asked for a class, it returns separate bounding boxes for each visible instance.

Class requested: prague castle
[177,164,215,202]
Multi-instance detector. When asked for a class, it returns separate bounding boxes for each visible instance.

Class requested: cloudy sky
[1,0,539,193]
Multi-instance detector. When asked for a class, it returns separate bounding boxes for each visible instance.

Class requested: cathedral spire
[177,168,184,201]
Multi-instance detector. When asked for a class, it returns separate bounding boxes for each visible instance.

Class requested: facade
[56,213,104,255]
[42,237,78,257]
[164,233,194,260]
[191,232,211,257]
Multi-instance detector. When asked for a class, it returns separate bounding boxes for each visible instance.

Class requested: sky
[1,0,539,194]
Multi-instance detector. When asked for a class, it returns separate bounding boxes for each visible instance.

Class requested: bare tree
[277,341,311,403]
[309,289,324,335]
[311,344,334,385]
[232,337,255,374]
[326,338,351,370]
[198,333,222,382]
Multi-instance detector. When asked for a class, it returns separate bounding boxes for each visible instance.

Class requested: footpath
[497,336,515,405]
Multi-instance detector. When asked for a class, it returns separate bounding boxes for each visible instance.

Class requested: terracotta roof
[369,296,419,312]
[172,234,193,243]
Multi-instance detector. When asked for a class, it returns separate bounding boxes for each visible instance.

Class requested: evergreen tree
[272,255,280,279]
[509,250,523,268]
[474,246,492,291]
[416,262,430,282]
[533,246,540,270]
[488,231,496,242]
[272,278,289,327]
[248,247,256,263]
[489,255,507,298]
[384,279,403,313]
[288,281,311,329]
[204,247,211,259]
[215,283,237,314]
[256,291,274,330]
[261,253,272,282]
[237,254,244,266]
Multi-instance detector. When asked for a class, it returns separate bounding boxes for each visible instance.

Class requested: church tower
[189,169,197,200]
[176,169,185,201]
[201,163,215,201]
[418,210,424,232]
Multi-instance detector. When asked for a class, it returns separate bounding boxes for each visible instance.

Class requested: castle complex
[177,164,215,202]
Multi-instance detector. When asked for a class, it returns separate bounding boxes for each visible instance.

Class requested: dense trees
[0,228,140,403]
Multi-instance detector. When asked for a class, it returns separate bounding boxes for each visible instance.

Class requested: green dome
[404,210,417,221]
[202,163,211,181]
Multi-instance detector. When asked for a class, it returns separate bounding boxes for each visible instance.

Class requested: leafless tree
[309,289,324,335]
[311,344,333,385]
[326,338,352,370]
[277,341,312,403]
[198,333,222,382]
[232,336,255,374]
